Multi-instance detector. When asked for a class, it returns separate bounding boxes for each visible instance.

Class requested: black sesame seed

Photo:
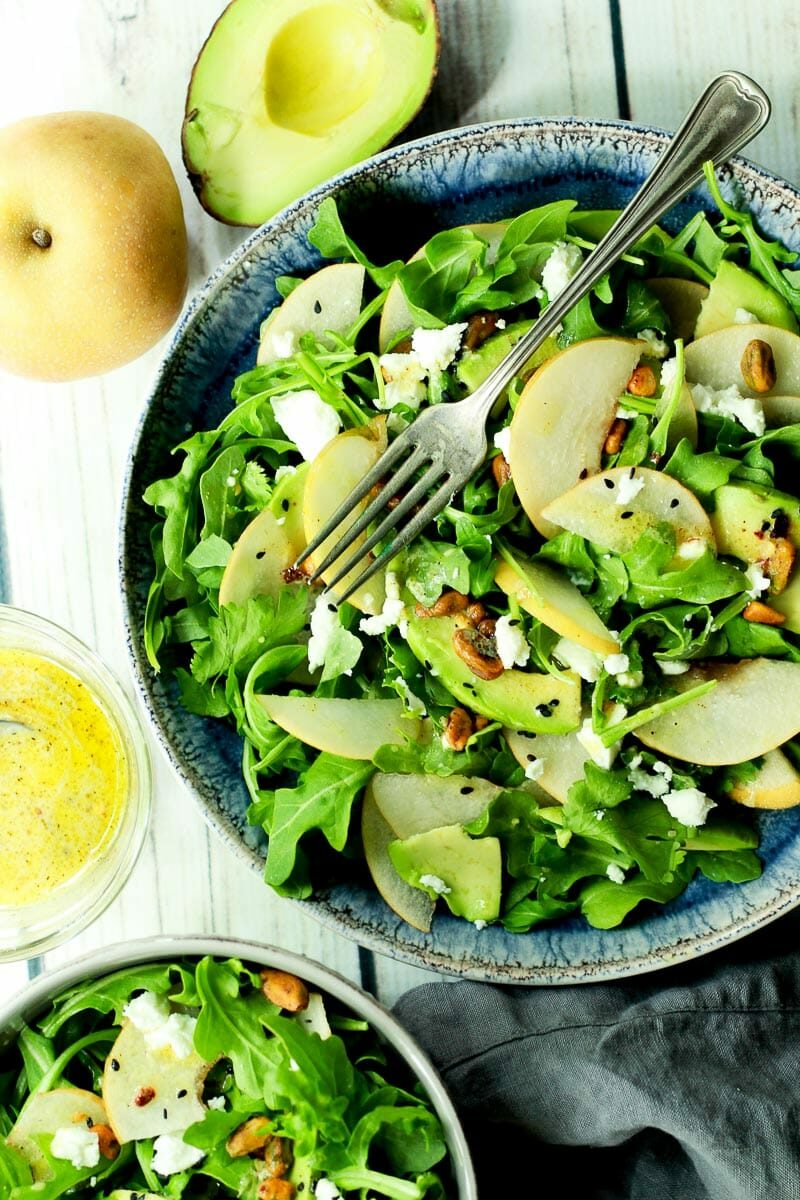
[110,1059,120,1072]
[255,550,266,559]
[86,1117,94,1128]
[670,498,679,508]
[629,466,636,478]
[620,510,634,519]
[163,1108,168,1120]
[460,785,474,794]
[604,478,615,490]
[535,703,552,718]
[424,660,432,671]
[177,1088,187,1098]
[526,753,536,762]
[508,618,520,626]
[579,468,588,479]
[313,299,322,314]
[281,498,290,511]
[761,519,771,532]
[550,698,560,706]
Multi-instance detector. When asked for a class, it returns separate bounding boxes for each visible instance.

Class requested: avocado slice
[183,0,440,225]
[694,260,798,338]
[456,320,558,395]
[389,824,502,921]
[710,482,800,566]
[108,1193,164,1199]
[406,614,581,733]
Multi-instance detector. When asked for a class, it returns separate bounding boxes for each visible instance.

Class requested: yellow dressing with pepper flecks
[0,648,127,907]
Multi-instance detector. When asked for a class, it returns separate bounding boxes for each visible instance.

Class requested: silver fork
[297,71,770,604]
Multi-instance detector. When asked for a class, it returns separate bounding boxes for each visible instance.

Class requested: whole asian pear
[0,112,189,381]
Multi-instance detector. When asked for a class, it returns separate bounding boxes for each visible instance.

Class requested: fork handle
[466,70,771,420]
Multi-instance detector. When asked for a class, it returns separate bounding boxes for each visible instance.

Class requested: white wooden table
[0,0,798,1009]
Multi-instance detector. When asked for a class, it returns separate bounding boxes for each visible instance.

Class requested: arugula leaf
[663,438,739,501]
[724,616,800,661]
[17,1026,55,1093]
[144,430,218,582]
[688,849,762,883]
[308,197,403,289]
[623,279,668,335]
[263,754,375,890]
[194,957,275,1097]
[622,526,745,608]
[191,589,309,685]
[402,539,471,606]
[185,534,232,591]
[39,964,177,1036]
[579,873,687,929]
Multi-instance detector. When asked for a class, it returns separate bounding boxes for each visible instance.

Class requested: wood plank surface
[0,0,797,1014]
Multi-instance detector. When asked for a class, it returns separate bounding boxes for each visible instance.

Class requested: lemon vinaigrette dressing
[0,648,128,907]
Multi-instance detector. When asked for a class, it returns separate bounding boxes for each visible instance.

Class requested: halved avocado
[183,0,440,225]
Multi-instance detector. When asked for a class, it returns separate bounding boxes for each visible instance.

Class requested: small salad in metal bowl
[0,938,470,1198]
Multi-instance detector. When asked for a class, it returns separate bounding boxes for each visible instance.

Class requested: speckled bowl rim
[0,934,477,1198]
[120,115,800,986]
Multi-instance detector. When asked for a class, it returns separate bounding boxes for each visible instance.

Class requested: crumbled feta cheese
[315,1181,344,1200]
[604,652,630,676]
[594,809,605,821]
[524,758,544,781]
[606,863,626,885]
[745,563,770,599]
[146,1013,197,1060]
[615,472,645,506]
[629,766,671,798]
[271,389,341,462]
[495,318,507,330]
[51,1125,100,1169]
[152,1133,206,1176]
[690,382,765,436]
[660,356,678,392]
[474,919,488,930]
[541,241,583,300]
[639,328,669,358]
[207,1096,226,1111]
[377,352,428,410]
[289,1058,300,1072]
[420,874,451,895]
[653,761,673,778]
[269,330,297,359]
[225,474,236,488]
[359,571,407,637]
[554,637,602,682]
[662,787,715,827]
[395,676,426,716]
[615,405,637,420]
[676,538,705,561]
[734,308,758,324]
[307,595,342,673]
[274,464,297,482]
[658,659,691,675]
[618,671,644,689]
[493,426,512,459]
[494,615,530,669]
[124,990,171,1032]
[627,753,642,769]
[576,718,619,769]
[411,323,468,374]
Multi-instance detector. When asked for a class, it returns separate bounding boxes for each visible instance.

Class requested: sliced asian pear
[302,418,387,614]
[761,395,800,427]
[727,748,800,810]
[219,462,308,606]
[362,784,434,932]
[371,771,499,840]
[503,725,590,804]
[495,557,619,656]
[256,695,421,760]
[406,613,581,734]
[645,277,709,342]
[102,1020,211,1143]
[635,659,800,765]
[684,323,800,398]
[509,337,644,537]
[378,222,509,352]
[540,467,714,558]
[258,263,365,365]
[7,1087,108,1180]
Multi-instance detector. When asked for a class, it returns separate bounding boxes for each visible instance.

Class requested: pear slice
[645,277,709,342]
[761,395,800,427]
[258,263,365,365]
[635,658,800,765]
[256,695,421,759]
[219,463,308,607]
[362,784,434,932]
[495,557,619,655]
[684,323,800,398]
[302,418,387,614]
[102,1021,210,1143]
[727,748,800,810]
[7,1088,108,1180]
[540,466,714,557]
[503,725,590,804]
[509,337,643,537]
[371,771,499,839]
[378,222,509,352]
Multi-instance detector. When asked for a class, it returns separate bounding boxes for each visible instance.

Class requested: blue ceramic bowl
[121,117,800,984]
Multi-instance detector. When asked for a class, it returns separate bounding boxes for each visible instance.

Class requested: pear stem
[31,228,52,249]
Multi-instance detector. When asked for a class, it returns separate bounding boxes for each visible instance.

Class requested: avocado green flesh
[710,482,800,564]
[695,260,798,337]
[456,320,560,396]
[107,1193,163,1199]
[406,614,581,733]
[389,824,502,921]
[184,0,438,225]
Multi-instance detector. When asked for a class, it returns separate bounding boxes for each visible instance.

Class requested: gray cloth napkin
[393,914,800,1200]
